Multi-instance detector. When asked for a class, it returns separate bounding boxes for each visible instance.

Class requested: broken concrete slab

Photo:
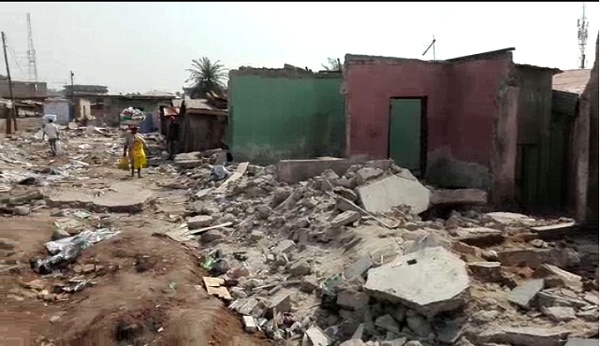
[541,306,576,322]
[430,188,488,206]
[497,247,580,269]
[47,182,153,213]
[533,264,583,292]
[485,212,536,225]
[357,175,431,215]
[531,222,576,241]
[583,292,599,305]
[406,313,433,337]
[333,186,358,201]
[564,339,600,346]
[273,240,295,255]
[478,327,570,346]
[364,246,470,317]
[268,290,292,313]
[507,279,544,309]
[337,289,370,311]
[187,215,214,230]
[331,211,361,228]
[454,227,505,247]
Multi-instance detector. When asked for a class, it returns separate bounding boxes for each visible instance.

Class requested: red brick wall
[345,54,514,189]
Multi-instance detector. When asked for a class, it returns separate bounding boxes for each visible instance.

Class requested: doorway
[388,97,427,176]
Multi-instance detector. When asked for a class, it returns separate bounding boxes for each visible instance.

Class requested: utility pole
[70,70,75,122]
[422,35,437,61]
[1,32,16,135]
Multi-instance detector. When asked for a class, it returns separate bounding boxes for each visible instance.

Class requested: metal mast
[26,13,38,81]
[422,35,436,61]
[577,3,589,69]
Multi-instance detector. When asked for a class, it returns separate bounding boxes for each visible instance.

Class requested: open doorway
[387,97,428,177]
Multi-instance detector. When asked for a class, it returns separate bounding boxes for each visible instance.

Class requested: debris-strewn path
[0,129,266,345]
[0,124,598,346]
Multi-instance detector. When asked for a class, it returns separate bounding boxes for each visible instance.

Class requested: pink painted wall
[344,54,515,190]
[345,58,449,159]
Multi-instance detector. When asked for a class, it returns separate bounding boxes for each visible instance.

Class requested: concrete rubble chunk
[468,262,503,282]
[431,188,487,206]
[340,340,366,346]
[288,258,312,277]
[404,342,423,346]
[13,206,30,216]
[357,175,431,215]
[583,292,599,305]
[454,227,505,246]
[355,167,384,185]
[478,327,570,346]
[485,212,536,226]
[305,326,331,346]
[541,306,576,322]
[575,307,599,321]
[507,279,544,309]
[268,290,292,313]
[187,215,214,230]
[533,264,583,292]
[273,240,295,255]
[243,315,258,333]
[406,314,433,337]
[337,289,370,311]
[497,247,580,269]
[374,314,400,333]
[537,289,588,309]
[531,222,576,240]
[344,256,373,279]
[331,211,361,228]
[564,339,600,346]
[333,186,358,202]
[364,247,470,317]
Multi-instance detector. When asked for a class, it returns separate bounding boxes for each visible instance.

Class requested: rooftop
[552,69,591,95]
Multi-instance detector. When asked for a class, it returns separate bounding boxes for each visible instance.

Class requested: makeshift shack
[179,98,227,153]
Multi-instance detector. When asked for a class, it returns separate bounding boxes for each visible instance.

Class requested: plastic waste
[31,228,120,274]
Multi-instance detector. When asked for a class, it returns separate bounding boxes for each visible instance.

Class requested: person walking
[42,119,60,157]
[123,126,149,178]
[166,116,180,160]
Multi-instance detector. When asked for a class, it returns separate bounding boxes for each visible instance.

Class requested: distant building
[0,75,47,100]
[63,84,108,96]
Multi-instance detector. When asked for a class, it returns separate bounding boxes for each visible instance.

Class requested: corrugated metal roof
[552,69,591,95]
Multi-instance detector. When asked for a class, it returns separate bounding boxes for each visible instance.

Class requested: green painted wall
[228,73,345,164]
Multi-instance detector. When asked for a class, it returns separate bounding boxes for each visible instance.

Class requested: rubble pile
[158,159,599,345]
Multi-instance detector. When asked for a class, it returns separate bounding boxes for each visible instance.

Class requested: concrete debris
[374,314,400,334]
[355,167,384,185]
[453,227,504,246]
[541,306,576,322]
[357,175,431,214]
[468,262,503,282]
[331,210,361,228]
[430,188,487,206]
[364,247,470,317]
[406,312,433,337]
[344,256,373,280]
[187,215,214,229]
[243,315,258,333]
[478,327,570,346]
[533,264,583,292]
[305,326,331,346]
[531,222,576,240]
[485,212,536,226]
[497,247,580,269]
[507,279,544,309]
[47,182,153,213]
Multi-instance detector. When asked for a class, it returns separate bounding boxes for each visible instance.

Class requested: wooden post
[1,32,16,135]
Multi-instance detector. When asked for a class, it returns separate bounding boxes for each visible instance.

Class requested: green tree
[321,57,342,72]
[185,57,227,99]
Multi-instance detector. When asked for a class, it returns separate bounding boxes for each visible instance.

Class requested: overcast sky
[1,2,598,94]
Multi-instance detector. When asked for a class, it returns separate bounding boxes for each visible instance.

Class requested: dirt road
[0,135,266,345]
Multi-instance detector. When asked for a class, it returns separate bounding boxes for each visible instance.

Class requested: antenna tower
[26,13,38,81]
[577,3,589,69]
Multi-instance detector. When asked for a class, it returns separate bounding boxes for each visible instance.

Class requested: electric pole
[2,31,16,135]
[422,35,437,61]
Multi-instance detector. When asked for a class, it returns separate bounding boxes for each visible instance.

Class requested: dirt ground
[0,142,268,345]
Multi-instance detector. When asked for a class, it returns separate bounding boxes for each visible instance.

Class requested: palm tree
[185,57,228,99]
[321,57,342,72]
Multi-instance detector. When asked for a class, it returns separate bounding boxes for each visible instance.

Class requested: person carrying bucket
[123,126,149,178]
